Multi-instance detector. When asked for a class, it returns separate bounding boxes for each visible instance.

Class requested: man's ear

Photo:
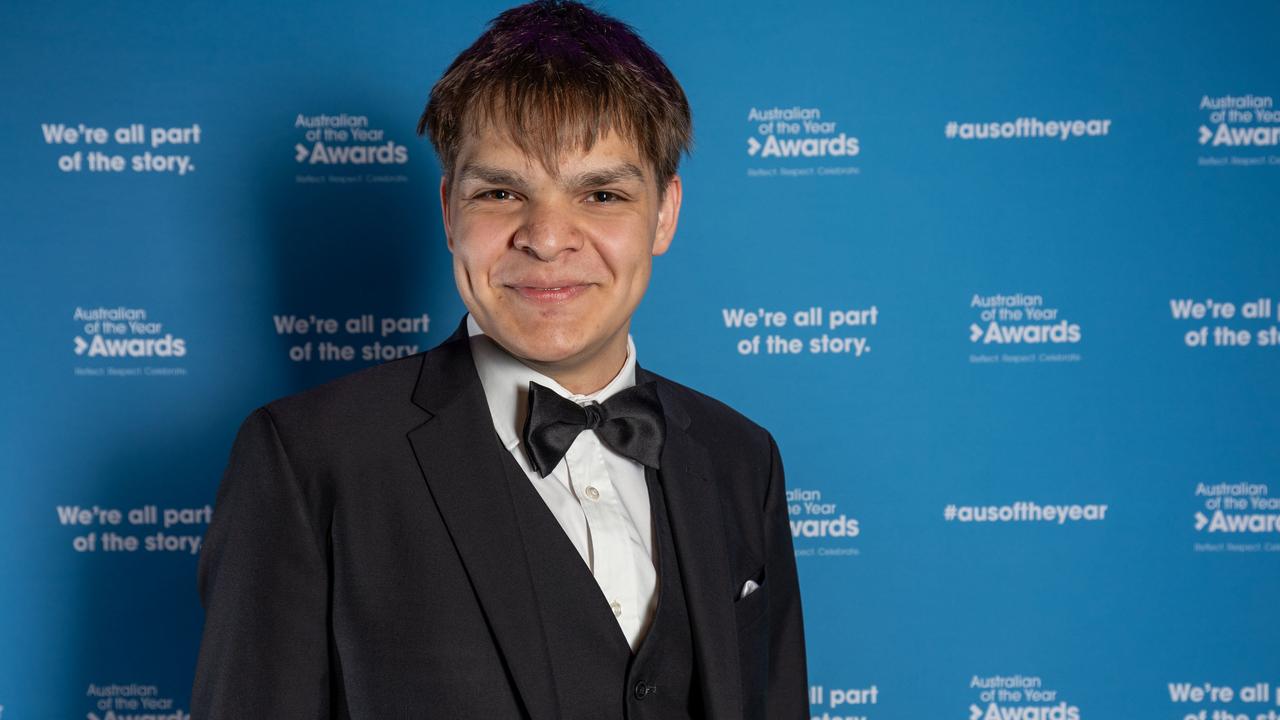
[439,175,454,252]
[652,174,682,257]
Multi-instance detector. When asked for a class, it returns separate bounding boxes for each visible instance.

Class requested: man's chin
[478,312,623,371]
[503,337,588,368]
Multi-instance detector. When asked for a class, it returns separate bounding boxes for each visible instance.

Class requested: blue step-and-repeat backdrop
[3,1,1278,718]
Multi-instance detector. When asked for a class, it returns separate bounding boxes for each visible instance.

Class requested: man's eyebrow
[455,161,647,191]
[566,163,647,189]
[456,163,529,190]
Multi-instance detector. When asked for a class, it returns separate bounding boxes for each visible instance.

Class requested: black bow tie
[521,380,666,478]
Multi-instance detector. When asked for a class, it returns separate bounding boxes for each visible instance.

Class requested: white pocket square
[738,579,760,600]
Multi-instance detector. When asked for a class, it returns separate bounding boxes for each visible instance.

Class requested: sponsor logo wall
[2,1,1277,717]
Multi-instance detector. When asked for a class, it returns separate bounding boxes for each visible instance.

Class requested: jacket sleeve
[763,430,810,718]
[191,406,332,718]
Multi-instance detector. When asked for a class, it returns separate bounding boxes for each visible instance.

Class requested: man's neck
[464,314,635,396]
[515,336,629,396]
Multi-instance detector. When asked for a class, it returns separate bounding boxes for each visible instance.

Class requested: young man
[191,2,807,718]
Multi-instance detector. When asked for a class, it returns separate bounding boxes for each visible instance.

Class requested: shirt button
[610,600,622,617]
[585,486,600,501]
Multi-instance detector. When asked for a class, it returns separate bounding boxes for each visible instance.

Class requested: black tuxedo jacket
[192,318,808,718]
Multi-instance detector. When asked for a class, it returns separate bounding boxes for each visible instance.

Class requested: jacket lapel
[406,319,561,720]
[638,364,745,720]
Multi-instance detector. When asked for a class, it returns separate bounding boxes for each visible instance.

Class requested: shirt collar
[466,313,638,460]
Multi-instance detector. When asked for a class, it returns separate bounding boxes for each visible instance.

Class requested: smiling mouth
[510,284,591,303]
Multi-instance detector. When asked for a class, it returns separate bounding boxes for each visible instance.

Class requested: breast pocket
[734,565,769,630]
[735,564,769,719]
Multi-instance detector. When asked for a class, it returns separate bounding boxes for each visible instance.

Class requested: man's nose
[512,199,583,260]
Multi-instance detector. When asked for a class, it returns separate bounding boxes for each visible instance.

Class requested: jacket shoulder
[249,353,429,454]
[646,368,773,450]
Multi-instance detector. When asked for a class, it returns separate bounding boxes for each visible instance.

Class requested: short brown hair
[417,0,692,194]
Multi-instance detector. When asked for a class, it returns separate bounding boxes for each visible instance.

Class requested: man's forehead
[452,121,653,184]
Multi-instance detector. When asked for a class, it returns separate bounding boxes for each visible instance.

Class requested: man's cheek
[452,236,500,277]
[452,256,489,299]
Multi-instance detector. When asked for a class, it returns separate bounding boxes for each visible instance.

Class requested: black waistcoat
[500,449,700,720]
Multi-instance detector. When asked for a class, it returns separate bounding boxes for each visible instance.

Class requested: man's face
[440,123,681,381]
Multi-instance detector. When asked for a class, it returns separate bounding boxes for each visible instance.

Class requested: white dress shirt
[466,314,658,651]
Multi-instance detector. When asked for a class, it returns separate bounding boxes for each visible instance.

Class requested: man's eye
[478,189,515,201]
[588,190,622,203]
